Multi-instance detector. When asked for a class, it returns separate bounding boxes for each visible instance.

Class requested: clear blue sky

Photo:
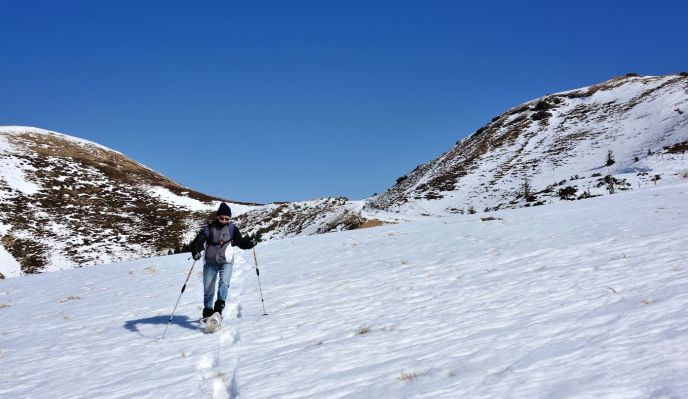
[1,0,686,203]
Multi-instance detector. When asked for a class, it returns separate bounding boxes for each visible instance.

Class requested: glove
[245,235,258,249]
[237,236,256,250]
[192,250,202,261]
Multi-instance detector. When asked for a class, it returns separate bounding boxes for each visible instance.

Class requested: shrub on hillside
[606,150,616,167]
[577,191,599,200]
[531,110,552,121]
[558,186,577,200]
[664,140,688,154]
[532,100,554,111]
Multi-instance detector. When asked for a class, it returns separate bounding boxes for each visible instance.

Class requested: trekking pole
[252,248,268,316]
[162,259,198,339]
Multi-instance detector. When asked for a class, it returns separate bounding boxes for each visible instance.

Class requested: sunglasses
[217,216,230,222]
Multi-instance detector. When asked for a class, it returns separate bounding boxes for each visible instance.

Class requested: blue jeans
[203,263,233,310]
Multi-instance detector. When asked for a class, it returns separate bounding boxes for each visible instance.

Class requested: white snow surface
[1,182,687,398]
[145,187,254,217]
[0,134,40,196]
[0,222,21,278]
[146,186,218,213]
[0,125,124,154]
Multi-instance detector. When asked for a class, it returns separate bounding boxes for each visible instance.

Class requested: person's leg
[203,263,219,312]
[214,262,234,314]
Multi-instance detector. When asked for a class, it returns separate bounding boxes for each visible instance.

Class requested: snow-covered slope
[0,127,386,277]
[0,126,257,277]
[4,74,687,277]
[234,197,396,241]
[369,74,688,215]
[239,74,688,239]
[1,180,686,398]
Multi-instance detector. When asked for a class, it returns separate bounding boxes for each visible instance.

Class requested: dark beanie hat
[217,202,231,217]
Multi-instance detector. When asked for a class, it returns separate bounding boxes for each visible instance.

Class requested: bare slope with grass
[0,127,382,277]
[369,74,688,215]
[0,127,257,277]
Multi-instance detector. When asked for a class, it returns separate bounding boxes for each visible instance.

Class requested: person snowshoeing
[190,202,256,319]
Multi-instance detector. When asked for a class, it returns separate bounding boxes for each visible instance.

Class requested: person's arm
[231,225,256,250]
[189,227,208,260]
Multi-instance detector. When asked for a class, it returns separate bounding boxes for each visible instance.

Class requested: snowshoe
[204,312,223,333]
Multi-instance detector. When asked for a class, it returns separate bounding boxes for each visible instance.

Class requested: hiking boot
[202,307,214,319]
[213,299,225,315]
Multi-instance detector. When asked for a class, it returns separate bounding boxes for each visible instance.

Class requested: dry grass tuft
[399,370,419,382]
[357,219,386,229]
[480,216,504,222]
[356,326,372,335]
[0,303,11,309]
[58,295,81,304]
[145,266,156,274]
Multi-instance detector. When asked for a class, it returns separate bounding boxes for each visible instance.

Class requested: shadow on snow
[124,315,200,337]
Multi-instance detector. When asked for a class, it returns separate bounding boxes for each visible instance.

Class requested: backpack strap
[227,222,235,243]
[205,222,233,246]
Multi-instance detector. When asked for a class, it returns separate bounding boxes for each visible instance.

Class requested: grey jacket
[203,222,235,265]
[190,221,254,265]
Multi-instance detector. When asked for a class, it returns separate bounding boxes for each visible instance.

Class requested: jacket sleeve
[231,225,255,250]
[190,228,207,253]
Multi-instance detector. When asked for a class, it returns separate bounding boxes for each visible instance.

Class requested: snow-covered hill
[0,126,257,278]
[0,127,390,277]
[369,74,688,215]
[0,126,396,277]
[1,180,687,398]
[233,197,398,241]
[3,74,687,277]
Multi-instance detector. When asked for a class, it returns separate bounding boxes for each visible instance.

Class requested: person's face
[217,215,230,224]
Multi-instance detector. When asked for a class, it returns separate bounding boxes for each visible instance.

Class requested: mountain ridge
[367,73,688,215]
[0,126,258,277]
[2,73,687,277]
